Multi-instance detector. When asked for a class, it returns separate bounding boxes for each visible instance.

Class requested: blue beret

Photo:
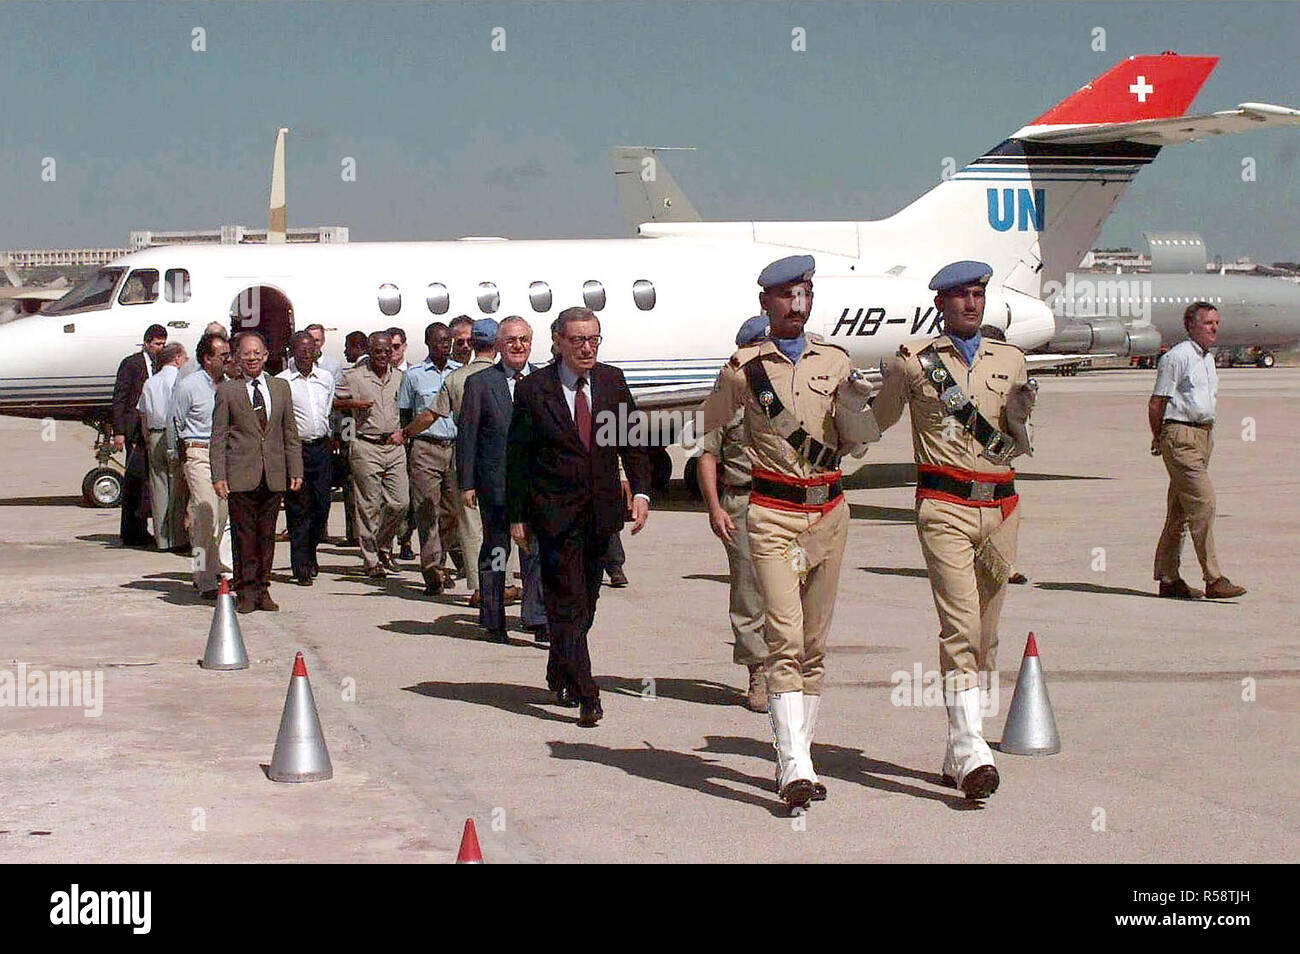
[757,254,816,289]
[470,318,499,346]
[735,315,770,347]
[929,260,993,292]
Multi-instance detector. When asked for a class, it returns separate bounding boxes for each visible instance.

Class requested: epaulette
[807,332,850,357]
[730,342,765,368]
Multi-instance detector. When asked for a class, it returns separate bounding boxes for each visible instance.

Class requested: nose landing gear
[81,419,124,508]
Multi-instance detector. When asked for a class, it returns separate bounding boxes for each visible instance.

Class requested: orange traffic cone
[455,818,484,863]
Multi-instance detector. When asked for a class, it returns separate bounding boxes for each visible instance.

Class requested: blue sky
[2,1,1298,261]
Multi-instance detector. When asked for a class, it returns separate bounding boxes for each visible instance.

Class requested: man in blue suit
[459,317,549,645]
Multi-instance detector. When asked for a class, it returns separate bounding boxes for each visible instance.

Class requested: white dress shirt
[277,362,336,440]
[556,360,593,420]
[1154,339,1218,424]
[137,364,180,430]
[502,361,532,400]
[245,373,272,420]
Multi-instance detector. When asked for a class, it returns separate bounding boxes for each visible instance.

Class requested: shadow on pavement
[0,494,86,507]
[547,739,786,815]
[383,616,543,646]
[120,574,207,607]
[858,565,929,579]
[403,680,575,723]
[602,675,743,707]
[1033,580,1160,598]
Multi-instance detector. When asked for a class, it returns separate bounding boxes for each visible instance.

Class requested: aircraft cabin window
[582,280,606,312]
[529,281,552,313]
[632,279,656,311]
[42,266,125,316]
[119,269,160,306]
[477,282,500,314]
[426,283,449,315]
[378,283,401,316]
[164,268,191,303]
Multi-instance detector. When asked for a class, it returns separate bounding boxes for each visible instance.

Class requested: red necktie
[574,376,591,450]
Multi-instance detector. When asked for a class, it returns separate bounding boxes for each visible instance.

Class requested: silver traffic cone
[999,632,1061,756]
[268,652,333,782]
[200,578,249,670]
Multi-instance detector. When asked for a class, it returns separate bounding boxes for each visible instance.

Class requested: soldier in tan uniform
[697,315,770,713]
[334,331,409,578]
[871,260,1036,800]
[700,255,879,813]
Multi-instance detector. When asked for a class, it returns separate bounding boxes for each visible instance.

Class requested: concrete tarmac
[0,368,1295,863]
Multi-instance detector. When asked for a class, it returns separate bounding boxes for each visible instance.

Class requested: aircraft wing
[631,382,715,411]
[1016,102,1300,145]
[1027,353,1107,370]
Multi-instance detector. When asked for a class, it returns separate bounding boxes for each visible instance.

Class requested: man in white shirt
[278,331,337,585]
[137,341,189,551]
[1148,302,1246,600]
[305,322,343,380]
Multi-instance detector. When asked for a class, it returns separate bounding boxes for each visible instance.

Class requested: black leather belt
[414,435,456,446]
[752,475,842,506]
[917,471,1016,502]
[301,437,329,446]
[356,434,390,444]
[1164,419,1213,429]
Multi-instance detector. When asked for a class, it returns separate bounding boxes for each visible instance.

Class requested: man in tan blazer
[212,332,303,613]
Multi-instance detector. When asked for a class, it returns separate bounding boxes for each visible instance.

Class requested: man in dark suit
[212,332,303,614]
[506,307,651,727]
[112,324,168,547]
[460,317,548,645]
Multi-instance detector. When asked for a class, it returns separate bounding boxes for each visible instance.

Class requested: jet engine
[1048,320,1161,356]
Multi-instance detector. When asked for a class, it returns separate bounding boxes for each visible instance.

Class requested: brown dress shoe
[607,566,629,588]
[468,590,482,608]
[1158,577,1203,599]
[779,778,815,812]
[503,585,522,604]
[378,552,395,571]
[1204,577,1247,599]
[961,764,1000,800]
[258,593,279,612]
[236,597,258,615]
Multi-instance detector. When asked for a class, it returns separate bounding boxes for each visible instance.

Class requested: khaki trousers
[916,498,1019,693]
[1154,422,1222,583]
[350,439,409,570]
[408,440,460,586]
[182,445,231,592]
[746,499,849,695]
[147,431,188,550]
[721,491,766,666]
[453,491,483,591]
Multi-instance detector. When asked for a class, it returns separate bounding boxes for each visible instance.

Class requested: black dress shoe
[399,543,415,561]
[487,629,509,644]
[423,578,443,596]
[533,628,551,646]
[309,564,319,578]
[294,575,313,587]
[1158,577,1203,600]
[606,566,629,588]
[577,701,603,727]
[555,686,579,708]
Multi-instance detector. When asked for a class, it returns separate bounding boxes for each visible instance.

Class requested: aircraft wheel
[650,447,673,491]
[82,467,123,508]
[683,456,701,499]
[1259,353,1275,368]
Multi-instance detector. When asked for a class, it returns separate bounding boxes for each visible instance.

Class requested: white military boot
[943,685,999,799]
[802,693,827,801]
[769,690,815,811]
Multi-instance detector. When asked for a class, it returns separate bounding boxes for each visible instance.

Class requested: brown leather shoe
[257,593,279,612]
[607,566,629,588]
[503,585,522,604]
[1204,577,1247,599]
[779,778,815,812]
[1158,577,1203,600]
[236,597,257,615]
[577,700,603,728]
[441,568,457,589]
[378,551,396,571]
[961,764,1000,800]
[468,590,482,608]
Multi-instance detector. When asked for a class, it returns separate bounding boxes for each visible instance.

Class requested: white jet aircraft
[1,52,1297,501]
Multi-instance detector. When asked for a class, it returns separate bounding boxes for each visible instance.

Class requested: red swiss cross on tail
[1031,52,1218,125]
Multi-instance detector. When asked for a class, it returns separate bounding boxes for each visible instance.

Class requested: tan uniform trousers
[916,498,1020,693]
[147,431,188,551]
[408,440,460,587]
[1154,422,1222,583]
[182,445,232,592]
[746,499,849,695]
[721,490,766,667]
[453,489,483,591]
[350,439,410,570]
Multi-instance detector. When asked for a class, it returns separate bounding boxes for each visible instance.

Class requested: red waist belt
[916,464,1019,518]
[750,468,844,514]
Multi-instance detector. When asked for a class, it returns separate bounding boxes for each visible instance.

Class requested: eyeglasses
[566,335,602,347]
[501,336,532,346]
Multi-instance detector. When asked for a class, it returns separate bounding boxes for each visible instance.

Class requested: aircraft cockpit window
[477,282,500,314]
[164,268,191,303]
[118,269,160,306]
[378,283,402,316]
[426,283,449,314]
[632,279,656,311]
[529,281,552,313]
[42,266,126,316]
[582,280,606,312]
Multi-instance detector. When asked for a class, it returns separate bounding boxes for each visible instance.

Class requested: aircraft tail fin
[268,127,288,244]
[2,255,21,289]
[611,147,701,233]
[876,53,1300,299]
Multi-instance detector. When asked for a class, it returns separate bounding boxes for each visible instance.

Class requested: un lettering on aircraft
[987,188,1045,232]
